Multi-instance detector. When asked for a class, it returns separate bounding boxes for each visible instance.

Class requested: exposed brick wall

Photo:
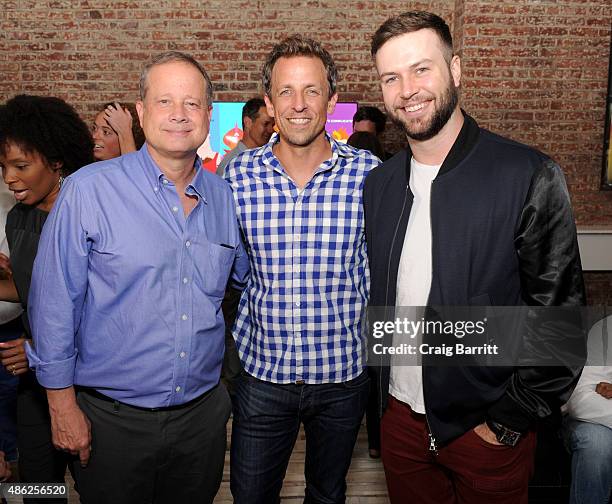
[584,272,612,307]
[458,0,612,225]
[1,0,611,295]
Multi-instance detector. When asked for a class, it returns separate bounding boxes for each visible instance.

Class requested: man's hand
[47,387,92,467]
[0,337,30,376]
[0,450,11,481]
[473,422,503,446]
[595,381,612,399]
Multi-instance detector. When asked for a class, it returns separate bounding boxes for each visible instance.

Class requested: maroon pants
[381,396,536,504]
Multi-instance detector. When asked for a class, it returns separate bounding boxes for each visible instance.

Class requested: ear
[264,95,275,120]
[450,55,461,88]
[136,100,145,129]
[243,116,253,132]
[327,92,338,116]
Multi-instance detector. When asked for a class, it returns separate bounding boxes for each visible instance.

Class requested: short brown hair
[139,51,213,105]
[371,11,453,62]
[262,35,338,99]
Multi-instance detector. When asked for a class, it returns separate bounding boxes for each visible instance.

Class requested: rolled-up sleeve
[27,178,91,389]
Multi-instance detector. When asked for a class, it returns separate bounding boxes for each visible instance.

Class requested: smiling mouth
[94,144,104,149]
[287,118,311,125]
[402,101,429,113]
[166,129,192,134]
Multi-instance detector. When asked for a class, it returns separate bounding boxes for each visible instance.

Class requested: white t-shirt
[389,157,440,413]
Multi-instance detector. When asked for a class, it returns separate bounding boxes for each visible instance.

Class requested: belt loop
[113,400,120,413]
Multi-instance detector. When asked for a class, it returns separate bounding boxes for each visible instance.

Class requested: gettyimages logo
[366,305,593,367]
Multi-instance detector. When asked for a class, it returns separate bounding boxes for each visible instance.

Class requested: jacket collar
[402,110,480,181]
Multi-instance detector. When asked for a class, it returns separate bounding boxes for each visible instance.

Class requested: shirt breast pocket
[198,240,235,297]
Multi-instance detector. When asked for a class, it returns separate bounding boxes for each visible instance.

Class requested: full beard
[390,83,459,142]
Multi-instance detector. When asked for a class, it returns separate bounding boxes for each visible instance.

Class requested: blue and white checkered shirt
[224,133,379,384]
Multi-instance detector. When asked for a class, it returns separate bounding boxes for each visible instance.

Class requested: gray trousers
[73,384,231,504]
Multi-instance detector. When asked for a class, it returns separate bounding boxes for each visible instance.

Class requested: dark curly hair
[0,94,94,176]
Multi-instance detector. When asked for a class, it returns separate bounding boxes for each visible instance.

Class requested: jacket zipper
[424,178,438,455]
[380,185,410,418]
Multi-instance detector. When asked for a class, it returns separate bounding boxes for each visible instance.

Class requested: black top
[5,203,48,338]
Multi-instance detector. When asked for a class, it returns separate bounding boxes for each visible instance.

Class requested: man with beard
[224,35,379,503]
[363,11,585,504]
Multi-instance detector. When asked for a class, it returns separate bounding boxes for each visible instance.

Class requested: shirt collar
[260,132,356,173]
[139,143,207,204]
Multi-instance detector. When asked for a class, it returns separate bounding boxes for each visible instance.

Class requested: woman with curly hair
[92,101,145,161]
[0,94,93,496]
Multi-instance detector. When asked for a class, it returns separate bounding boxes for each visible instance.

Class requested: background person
[347,131,386,163]
[216,97,275,176]
[0,179,22,470]
[0,94,94,502]
[92,102,145,161]
[563,315,612,504]
[352,106,391,159]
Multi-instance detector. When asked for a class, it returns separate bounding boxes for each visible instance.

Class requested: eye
[306,88,321,96]
[186,101,200,109]
[416,67,428,75]
[159,99,170,105]
[279,89,291,96]
[382,75,398,85]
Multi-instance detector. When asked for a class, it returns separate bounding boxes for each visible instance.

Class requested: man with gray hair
[27,51,248,503]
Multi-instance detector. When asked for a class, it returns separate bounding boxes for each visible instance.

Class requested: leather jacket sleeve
[487,159,587,432]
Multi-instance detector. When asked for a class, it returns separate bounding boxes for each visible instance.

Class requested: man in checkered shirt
[224,35,380,504]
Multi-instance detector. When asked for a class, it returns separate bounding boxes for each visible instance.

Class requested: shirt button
[295,301,300,307]
[181,314,188,321]
[185,241,191,248]
[182,277,188,284]
[153,187,159,193]
[172,206,179,213]
[163,179,169,185]
[175,386,181,392]
[179,351,186,358]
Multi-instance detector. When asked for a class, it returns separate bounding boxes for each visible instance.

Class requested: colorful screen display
[197,101,358,172]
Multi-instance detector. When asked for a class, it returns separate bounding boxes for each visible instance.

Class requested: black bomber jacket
[363,112,586,446]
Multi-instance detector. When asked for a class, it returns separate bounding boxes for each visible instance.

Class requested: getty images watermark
[366,306,608,367]
[371,315,497,357]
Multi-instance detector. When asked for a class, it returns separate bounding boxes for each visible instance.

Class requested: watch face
[499,430,521,446]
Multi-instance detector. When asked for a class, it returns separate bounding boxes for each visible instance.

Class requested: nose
[291,93,307,112]
[398,74,418,100]
[2,165,16,185]
[92,128,103,141]
[169,103,188,122]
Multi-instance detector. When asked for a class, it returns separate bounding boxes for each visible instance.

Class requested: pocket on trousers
[341,370,370,389]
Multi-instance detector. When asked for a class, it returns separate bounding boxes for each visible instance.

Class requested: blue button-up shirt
[27,145,248,408]
[224,134,379,384]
